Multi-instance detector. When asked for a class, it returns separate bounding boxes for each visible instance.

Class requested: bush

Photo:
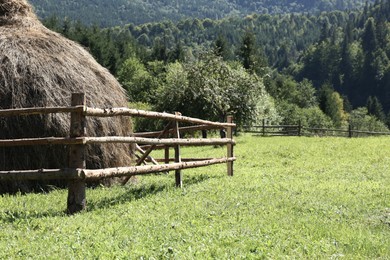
[349,107,389,133]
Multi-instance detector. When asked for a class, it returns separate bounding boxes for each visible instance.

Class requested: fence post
[227,115,234,176]
[298,120,302,137]
[174,112,182,188]
[165,146,170,164]
[262,119,265,136]
[67,93,86,214]
[348,124,352,138]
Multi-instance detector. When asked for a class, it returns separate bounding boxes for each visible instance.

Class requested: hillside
[29,0,372,26]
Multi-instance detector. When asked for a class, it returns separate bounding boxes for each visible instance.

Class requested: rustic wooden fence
[244,119,390,137]
[0,93,236,214]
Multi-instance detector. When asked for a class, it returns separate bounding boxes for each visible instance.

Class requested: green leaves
[155,53,273,127]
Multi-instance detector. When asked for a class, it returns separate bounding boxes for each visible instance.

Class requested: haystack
[0,0,134,193]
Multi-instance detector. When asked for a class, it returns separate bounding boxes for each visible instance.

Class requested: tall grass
[0,135,389,258]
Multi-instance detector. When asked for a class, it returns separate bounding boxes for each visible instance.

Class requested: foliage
[128,102,164,133]
[118,57,153,103]
[38,0,390,129]
[296,1,390,113]
[366,96,386,122]
[318,84,348,128]
[30,0,373,26]
[1,135,389,258]
[155,54,274,127]
[276,101,334,128]
[349,107,389,133]
[265,74,318,108]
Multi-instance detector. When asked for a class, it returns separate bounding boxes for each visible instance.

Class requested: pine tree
[366,96,386,122]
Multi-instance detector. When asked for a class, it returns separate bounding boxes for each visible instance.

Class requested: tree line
[31,0,372,27]
[42,0,390,133]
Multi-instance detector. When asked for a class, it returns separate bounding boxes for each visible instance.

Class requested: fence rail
[244,119,390,137]
[0,93,236,214]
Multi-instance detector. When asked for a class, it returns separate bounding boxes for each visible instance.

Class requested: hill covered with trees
[30,0,372,26]
[41,0,390,133]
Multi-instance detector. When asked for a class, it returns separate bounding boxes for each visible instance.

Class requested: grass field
[0,134,389,259]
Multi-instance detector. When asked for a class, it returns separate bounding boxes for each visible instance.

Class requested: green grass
[1,135,389,259]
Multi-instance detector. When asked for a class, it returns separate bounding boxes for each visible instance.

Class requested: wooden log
[135,145,159,165]
[227,116,234,177]
[0,136,234,149]
[85,107,236,128]
[122,122,173,185]
[85,136,235,146]
[155,158,214,162]
[302,127,349,133]
[0,157,237,181]
[174,113,182,188]
[251,124,299,128]
[83,157,236,180]
[0,168,83,180]
[133,124,223,138]
[67,93,87,215]
[135,122,172,165]
[0,106,84,117]
[0,137,84,147]
[351,130,390,135]
[140,144,171,151]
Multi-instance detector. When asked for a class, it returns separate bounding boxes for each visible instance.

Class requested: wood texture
[83,157,236,180]
[227,116,234,177]
[0,106,84,117]
[174,113,182,188]
[85,107,236,128]
[67,93,87,214]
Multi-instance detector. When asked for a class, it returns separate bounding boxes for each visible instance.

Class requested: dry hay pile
[0,0,134,193]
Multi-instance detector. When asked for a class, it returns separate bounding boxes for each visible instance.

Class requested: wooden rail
[244,120,390,137]
[0,158,236,181]
[0,93,236,214]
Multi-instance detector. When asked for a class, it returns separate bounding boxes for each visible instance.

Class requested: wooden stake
[165,146,170,164]
[67,93,86,214]
[349,124,352,138]
[262,119,265,136]
[227,116,234,176]
[174,112,182,188]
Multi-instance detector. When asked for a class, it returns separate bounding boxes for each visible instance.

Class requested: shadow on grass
[0,209,66,223]
[87,173,220,211]
[0,173,221,222]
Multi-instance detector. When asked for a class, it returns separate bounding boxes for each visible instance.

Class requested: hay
[0,0,134,193]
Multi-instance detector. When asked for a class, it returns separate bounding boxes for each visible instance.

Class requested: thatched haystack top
[0,0,36,26]
[0,0,128,116]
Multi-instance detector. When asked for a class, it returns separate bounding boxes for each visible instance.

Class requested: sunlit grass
[0,134,389,258]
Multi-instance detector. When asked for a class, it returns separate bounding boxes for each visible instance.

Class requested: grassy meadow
[0,134,389,259]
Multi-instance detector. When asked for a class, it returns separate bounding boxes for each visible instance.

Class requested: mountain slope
[29,0,373,27]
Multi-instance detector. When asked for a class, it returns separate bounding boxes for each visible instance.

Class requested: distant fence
[0,93,236,214]
[244,119,390,138]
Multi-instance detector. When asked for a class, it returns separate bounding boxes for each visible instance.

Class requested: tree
[362,17,378,54]
[155,53,275,127]
[318,84,347,127]
[117,57,154,103]
[213,34,230,60]
[366,96,386,122]
[238,30,267,75]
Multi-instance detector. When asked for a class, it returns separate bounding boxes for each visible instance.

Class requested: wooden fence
[0,93,236,214]
[244,119,390,137]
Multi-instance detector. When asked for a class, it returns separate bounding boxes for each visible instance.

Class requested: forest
[40,0,390,133]
[30,0,373,26]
